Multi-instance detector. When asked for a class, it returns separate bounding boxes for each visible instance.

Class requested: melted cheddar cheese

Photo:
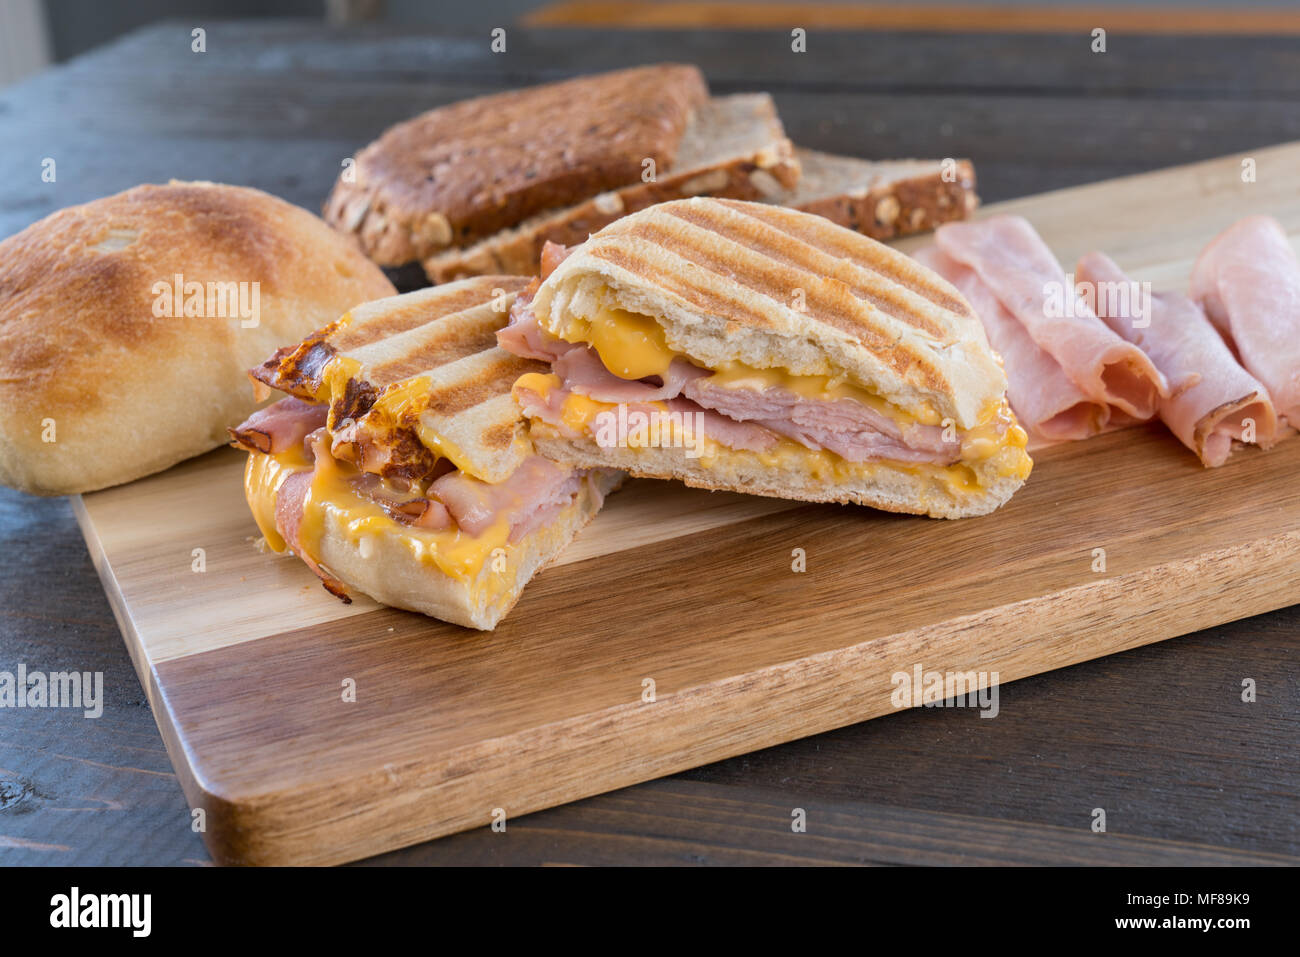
[537,301,1032,493]
[243,446,513,594]
[555,303,952,431]
[569,305,677,380]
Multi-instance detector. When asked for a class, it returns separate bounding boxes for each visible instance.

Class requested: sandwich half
[231,276,622,630]
[499,199,1032,519]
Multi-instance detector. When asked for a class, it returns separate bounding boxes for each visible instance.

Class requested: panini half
[499,200,1031,519]
[232,276,621,630]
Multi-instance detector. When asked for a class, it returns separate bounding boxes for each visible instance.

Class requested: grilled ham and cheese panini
[232,276,621,630]
[498,199,1032,519]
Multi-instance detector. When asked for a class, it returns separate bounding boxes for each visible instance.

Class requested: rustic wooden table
[1,21,1297,866]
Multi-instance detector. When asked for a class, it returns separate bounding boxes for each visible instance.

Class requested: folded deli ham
[935,215,1169,419]
[1077,252,1277,467]
[500,290,967,466]
[912,245,1108,443]
[1189,215,1300,427]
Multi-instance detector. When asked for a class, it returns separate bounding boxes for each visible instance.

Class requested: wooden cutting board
[76,142,1300,866]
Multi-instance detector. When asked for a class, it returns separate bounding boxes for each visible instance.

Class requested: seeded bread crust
[783,150,979,240]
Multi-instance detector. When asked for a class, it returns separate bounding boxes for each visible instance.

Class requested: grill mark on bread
[717,200,974,319]
[679,202,956,338]
[660,203,949,340]
[421,353,547,416]
[481,422,519,452]
[332,277,528,349]
[596,219,933,382]
[592,243,787,335]
[347,306,510,387]
[364,328,503,386]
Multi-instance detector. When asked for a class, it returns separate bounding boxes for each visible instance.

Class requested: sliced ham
[1189,215,1300,426]
[540,240,575,279]
[683,378,959,464]
[555,345,710,403]
[936,215,1168,419]
[348,472,454,530]
[497,285,570,362]
[230,397,328,454]
[913,244,1108,443]
[274,432,351,602]
[430,454,579,541]
[663,397,780,453]
[1078,251,1278,467]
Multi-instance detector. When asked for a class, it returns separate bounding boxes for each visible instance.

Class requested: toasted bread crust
[0,181,395,496]
[324,64,709,266]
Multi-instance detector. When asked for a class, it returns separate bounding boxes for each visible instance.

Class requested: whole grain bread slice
[779,149,979,240]
[324,64,709,267]
[422,93,800,283]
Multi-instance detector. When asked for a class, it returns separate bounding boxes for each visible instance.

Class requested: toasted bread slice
[253,276,545,483]
[511,198,1031,518]
[422,94,800,283]
[324,64,709,266]
[779,149,978,240]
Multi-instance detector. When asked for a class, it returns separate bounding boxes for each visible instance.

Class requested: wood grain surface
[70,144,1300,864]
[1,22,1297,867]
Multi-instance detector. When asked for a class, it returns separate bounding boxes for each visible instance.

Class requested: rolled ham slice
[912,245,1108,443]
[935,215,1168,419]
[1189,215,1300,427]
[1077,251,1278,467]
